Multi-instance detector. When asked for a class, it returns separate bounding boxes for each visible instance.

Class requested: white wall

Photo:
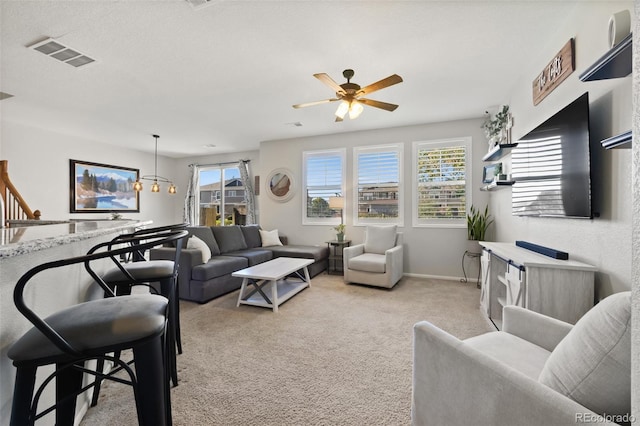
[2,121,180,226]
[490,1,633,299]
[259,119,489,279]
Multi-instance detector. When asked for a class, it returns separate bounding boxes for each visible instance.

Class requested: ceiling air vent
[27,38,95,68]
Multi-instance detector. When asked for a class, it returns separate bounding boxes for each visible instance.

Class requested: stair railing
[0,160,41,227]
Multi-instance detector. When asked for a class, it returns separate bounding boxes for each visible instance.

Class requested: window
[196,166,246,226]
[302,149,345,225]
[353,144,403,226]
[412,138,471,227]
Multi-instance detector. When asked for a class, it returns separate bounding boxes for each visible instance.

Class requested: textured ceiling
[1,0,580,158]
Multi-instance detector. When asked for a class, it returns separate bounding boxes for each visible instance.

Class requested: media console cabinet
[479,241,597,330]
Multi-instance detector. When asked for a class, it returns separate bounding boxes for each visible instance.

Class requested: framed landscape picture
[70,159,140,213]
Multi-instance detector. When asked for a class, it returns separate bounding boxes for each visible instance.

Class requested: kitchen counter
[0,219,151,259]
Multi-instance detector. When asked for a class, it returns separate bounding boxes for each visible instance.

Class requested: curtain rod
[189,159,251,167]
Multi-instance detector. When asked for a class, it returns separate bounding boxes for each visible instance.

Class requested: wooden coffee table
[233,257,313,312]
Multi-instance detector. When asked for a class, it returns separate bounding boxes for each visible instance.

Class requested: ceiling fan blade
[292,98,340,109]
[357,74,403,96]
[314,73,346,95]
[358,98,399,111]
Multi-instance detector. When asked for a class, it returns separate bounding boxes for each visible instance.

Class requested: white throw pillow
[187,235,212,263]
[364,225,397,254]
[538,291,631,417]
[260,229,283,247]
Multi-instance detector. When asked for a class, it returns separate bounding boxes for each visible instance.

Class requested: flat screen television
[511,92,592,218]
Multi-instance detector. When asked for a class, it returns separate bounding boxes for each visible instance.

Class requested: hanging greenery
[482,105,510,142]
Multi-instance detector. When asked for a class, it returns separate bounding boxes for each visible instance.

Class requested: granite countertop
[0,220,152,259]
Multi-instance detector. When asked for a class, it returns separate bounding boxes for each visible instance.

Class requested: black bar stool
[89,224,187,407]
[7,229,187,426]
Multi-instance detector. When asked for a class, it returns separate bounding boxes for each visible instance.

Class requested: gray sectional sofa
[149,225,329,303]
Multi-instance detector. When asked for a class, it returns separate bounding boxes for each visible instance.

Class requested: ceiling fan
[293,69,403,122]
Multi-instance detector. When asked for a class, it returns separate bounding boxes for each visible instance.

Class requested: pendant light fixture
[133,134,177,194]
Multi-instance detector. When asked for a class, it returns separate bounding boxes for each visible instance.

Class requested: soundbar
[515,241,569,260]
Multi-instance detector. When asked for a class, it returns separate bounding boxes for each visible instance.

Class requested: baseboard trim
[403,272,479,284]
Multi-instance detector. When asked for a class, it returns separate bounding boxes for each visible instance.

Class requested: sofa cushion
[211,226,248,253]
[267,245,329,262]
[227,249,273,266]
[241,225,262,248]
[189,226,221,256]
[191,256,248,281]
[187,235,212,263]
[538,291,631,417]
[348,253,386,273]
[260,229,283,247]
[465,331,551,380]
[364,225,397,255]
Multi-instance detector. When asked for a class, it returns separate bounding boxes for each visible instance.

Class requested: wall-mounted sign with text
[532,38,575,106]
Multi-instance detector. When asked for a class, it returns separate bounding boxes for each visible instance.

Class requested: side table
[461,250,481,288]
[326,240,351,275]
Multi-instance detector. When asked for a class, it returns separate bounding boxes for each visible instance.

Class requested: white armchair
[343,225,403,289]
[412,291,631,426]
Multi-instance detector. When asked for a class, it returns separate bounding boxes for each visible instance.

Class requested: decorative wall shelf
[480,181,515,191]
[601,130,632,149]
[579,33,632,81]
[482,143,518,162]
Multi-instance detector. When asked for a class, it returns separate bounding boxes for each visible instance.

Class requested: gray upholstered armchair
[412,291,630,426]
[343,225,403,289]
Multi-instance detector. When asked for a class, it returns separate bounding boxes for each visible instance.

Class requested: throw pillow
[364,225,397,254]
[186,235,212,263]
[538,291,631,417]
[260,229,283,247]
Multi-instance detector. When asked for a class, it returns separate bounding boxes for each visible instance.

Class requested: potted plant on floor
[467,205,493,253]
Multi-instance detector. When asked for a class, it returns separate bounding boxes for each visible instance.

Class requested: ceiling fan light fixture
[348,101,364,119]
[335,101,349,119]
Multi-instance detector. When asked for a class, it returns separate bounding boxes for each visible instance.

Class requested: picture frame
[482,163,502,184]
[265,168,294,202]
[70,159,140,213]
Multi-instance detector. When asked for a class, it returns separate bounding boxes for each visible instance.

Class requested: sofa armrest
[502,305,573,352]
[412,321,612,426]
[343,244,364,264]
[150,247,202,298]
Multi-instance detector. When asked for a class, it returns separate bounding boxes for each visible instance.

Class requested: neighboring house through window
[197,166,247,226]
[353,144,403,226]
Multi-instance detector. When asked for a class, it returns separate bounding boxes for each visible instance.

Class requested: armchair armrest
[343,244,364,264]
[412,321,612,426]
[502,306,573,352]
[385,244,403,283]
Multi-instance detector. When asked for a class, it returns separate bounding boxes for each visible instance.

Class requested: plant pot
[466,240,481,254]
[336,233,344,242]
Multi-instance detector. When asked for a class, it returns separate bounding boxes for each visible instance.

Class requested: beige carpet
[81,274,492,426]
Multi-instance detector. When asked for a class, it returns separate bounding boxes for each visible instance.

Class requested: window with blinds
[354,144,403,226]
[302,149,345,224]
[413,138,471,227]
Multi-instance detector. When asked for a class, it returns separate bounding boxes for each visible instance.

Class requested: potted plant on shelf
[333,223,346,242]
[467,205,493,253]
